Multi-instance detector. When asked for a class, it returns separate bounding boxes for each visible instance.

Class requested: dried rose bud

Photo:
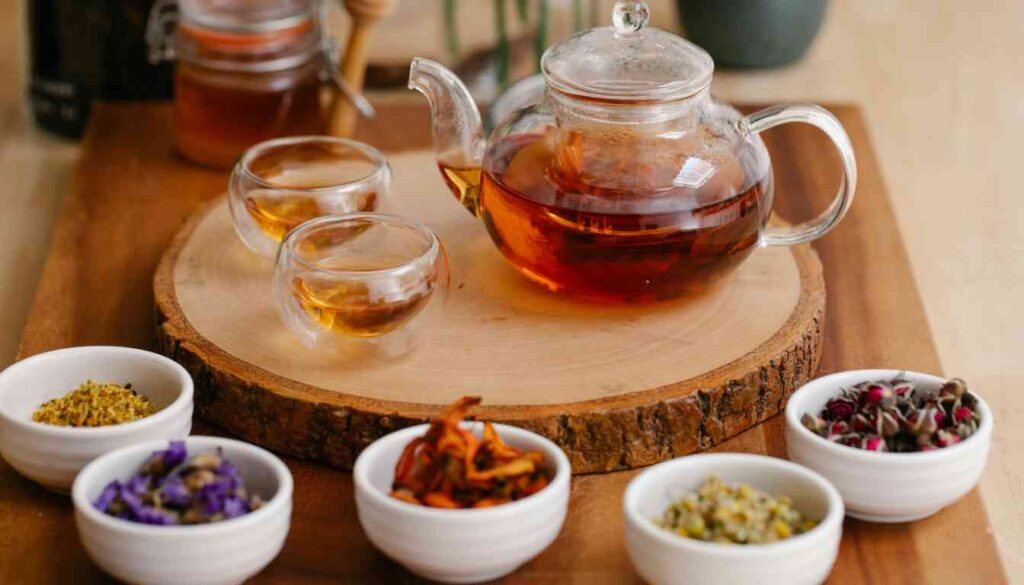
[939,378,968,399]
[861,435,887,452]
[876,410,900,438]
[803,377,979,454]
[956,422,977,438]
[908,407,940,435]
[953,406,973,424]
[801,413,826,434]
[905,411,922,434]
[891,381,915,396]
[961,392,978,409]
[825,397,856,420]
[851,413,872,433]
[935,429,961,448]
[827,421,850,437]
[864,384,895,408]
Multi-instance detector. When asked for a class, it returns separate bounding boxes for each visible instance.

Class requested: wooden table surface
[2,2,1022,579]
[0,101,1006,584]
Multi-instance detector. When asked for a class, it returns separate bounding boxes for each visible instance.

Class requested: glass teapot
[409,1,855,303]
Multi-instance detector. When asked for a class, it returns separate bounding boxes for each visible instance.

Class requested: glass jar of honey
[148,0,329,168]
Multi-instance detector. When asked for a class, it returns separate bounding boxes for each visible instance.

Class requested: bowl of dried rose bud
[785,370,992,523]
[623,453,844,585]
[353,396,571,584]
[72,436,292,585]
[0,346,194,492]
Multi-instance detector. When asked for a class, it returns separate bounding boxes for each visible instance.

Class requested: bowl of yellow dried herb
[623,453,844,585]
[0,346,193,492]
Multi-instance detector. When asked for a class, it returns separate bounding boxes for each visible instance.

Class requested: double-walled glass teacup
[273,214,449,358]
[229,136,392,257]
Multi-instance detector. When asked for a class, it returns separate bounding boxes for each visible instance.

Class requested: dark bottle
[28,0,173,138]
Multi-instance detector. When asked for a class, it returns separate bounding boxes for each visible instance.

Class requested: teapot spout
[409,58,486,215]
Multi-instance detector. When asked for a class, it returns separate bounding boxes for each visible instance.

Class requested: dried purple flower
[222,496,249,519]
[135,506,179,526]
[124,474,148,496]
[163,440,188,469]
[93,441,265,527]
[93,480,120,512]
[159,476,191,507]
[119,486,145,518]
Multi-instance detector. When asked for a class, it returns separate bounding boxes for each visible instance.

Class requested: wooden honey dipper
[330,0,397,137]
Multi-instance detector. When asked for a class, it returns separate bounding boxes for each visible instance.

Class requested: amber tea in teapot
[441,129,771,303]
[414,1,855,303]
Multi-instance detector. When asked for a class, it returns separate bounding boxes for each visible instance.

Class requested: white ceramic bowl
[0,346,194,491]
[786,369,993,523]
[624,453,844,585]
[354,422,571,584]
[72,436,293,585]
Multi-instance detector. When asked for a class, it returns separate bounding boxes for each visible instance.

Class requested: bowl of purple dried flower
[785,370,992,523]
[71,436,292,585]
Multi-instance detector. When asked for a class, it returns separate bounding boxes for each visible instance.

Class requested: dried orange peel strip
[389,396,552,508]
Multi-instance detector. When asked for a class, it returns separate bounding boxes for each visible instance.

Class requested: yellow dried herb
[657,476,817,544]
[32,381,157,427]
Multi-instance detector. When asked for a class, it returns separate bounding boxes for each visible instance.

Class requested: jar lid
[178,18,314,53]
[541,1,713,102]
[179,0,313,34]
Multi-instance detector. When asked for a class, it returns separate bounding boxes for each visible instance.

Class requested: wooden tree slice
[154,151,825,473]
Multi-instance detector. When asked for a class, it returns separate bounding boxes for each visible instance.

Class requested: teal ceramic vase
[676,0,828,69]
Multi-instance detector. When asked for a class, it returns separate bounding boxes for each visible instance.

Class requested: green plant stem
[516,0,529,23]
[444,0,460,62]
[495,0,510,88]
[534,0,548,72]
[573,0,583,31]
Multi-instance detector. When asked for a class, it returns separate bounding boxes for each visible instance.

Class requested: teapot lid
[541,1,713,103]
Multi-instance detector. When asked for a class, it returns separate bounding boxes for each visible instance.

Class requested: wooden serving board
[155,151,825,473]
[0,102,1007,583]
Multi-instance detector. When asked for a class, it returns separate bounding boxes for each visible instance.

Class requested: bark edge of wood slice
[154,152,826,474]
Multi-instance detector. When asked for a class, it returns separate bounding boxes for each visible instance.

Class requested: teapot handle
[742,104,857,247]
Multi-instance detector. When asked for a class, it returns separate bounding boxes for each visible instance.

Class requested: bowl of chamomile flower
[623,453,844,585]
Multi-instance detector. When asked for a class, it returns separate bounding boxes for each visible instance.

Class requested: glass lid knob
[612,1,650,34]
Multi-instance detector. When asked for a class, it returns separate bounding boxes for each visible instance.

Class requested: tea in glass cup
[273,214,449,358]
[229,136,391,257]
